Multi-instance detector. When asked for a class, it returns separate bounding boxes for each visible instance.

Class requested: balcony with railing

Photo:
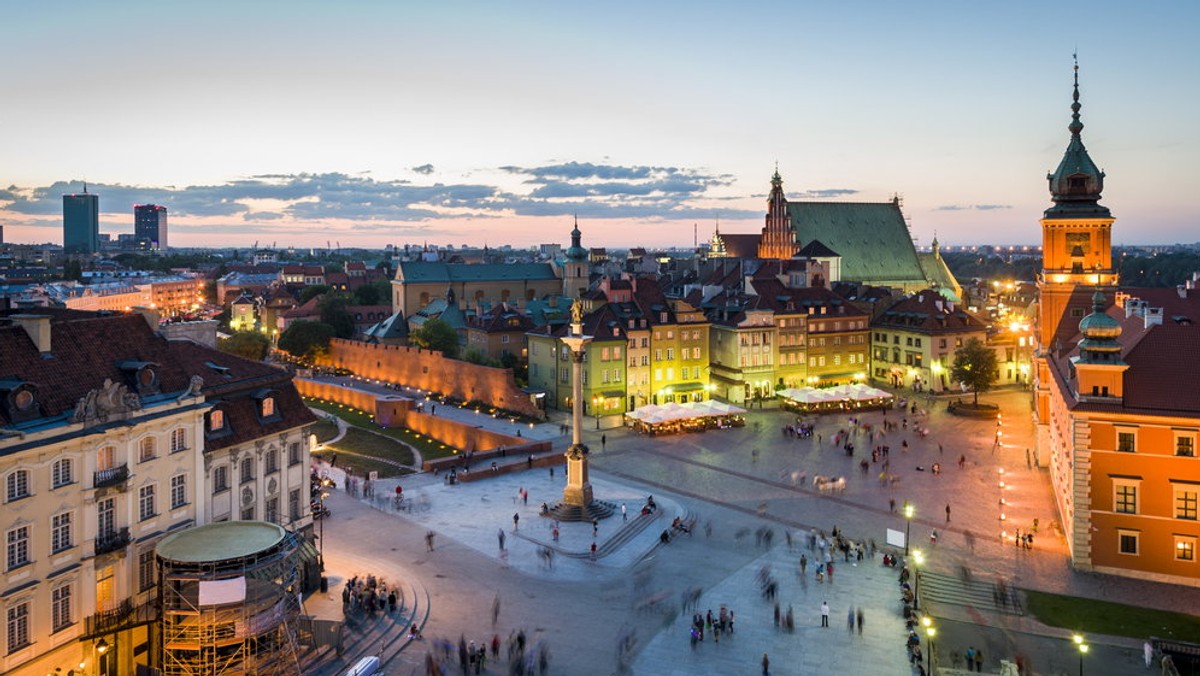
[94,527,131,556]
[93,464,130,489]
[82,599,157,640]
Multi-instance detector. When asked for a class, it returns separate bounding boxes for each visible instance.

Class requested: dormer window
[208,409,226,433]
[0,380,39,424]
[119,361,160,395]
[254,389,281,422]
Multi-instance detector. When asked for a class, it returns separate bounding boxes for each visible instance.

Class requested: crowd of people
[342,574,398,617]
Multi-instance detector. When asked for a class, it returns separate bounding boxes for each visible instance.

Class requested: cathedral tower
[563,218,590,298]
[757,168,799,259]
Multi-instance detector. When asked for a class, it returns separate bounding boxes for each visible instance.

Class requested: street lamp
[912,549,924,611]
[924,619,937,675]
[904,503,915,555]
[318,479,332,570]
[592,395,602,430]
[1074,634,1088,676]
[95,639,110,676]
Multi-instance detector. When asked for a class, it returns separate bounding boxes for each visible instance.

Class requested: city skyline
[1,1,1197,249]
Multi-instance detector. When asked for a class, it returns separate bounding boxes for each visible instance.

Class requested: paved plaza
[302,386,1187,675]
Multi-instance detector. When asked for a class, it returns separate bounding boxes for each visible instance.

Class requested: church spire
[758,166,798,259]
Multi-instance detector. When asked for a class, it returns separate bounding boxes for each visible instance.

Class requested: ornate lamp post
[593,395,602,430]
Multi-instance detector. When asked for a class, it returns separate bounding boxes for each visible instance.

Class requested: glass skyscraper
[63,185,99,254]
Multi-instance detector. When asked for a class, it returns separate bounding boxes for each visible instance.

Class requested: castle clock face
[1065,232,1091,255]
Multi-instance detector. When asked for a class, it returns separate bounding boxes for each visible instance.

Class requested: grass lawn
[1024,589,1200,641]
[327,428,416,467]
[310,419,339,443]
[305,398,462,461]
[312,450,407,479]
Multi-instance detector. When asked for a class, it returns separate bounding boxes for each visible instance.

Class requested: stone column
[560,318,593,507]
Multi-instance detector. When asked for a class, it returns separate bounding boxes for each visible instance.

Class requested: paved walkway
[301,383,1192,675]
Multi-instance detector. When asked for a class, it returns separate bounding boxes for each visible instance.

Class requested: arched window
[139,437,157,462]
[170,428,186,453]
[52,458,73,488]
[6,469,30,502]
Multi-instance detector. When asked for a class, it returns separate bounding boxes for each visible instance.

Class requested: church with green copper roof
[712,170,961,301]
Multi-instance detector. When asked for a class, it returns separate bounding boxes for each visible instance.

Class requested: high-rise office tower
[63,183,100,254]
[134,203,168,250]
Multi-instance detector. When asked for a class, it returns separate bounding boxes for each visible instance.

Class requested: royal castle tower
[1035,59,1119,421]
[757,167,800,259]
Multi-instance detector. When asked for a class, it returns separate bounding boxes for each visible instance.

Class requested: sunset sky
[2,1,1197,250]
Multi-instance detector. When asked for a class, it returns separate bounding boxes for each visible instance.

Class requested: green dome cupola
[1076,291,1123,363]
[1045,57,1110,219]
[565,217,588,262]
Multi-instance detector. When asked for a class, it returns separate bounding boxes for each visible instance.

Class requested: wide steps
[919,570,1023,616]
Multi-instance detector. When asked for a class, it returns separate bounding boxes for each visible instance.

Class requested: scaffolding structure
[157,522,305,676]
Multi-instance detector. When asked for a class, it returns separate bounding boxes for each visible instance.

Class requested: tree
[950,337,999,406]
[218,331,271,361]
[299,285,332,304]
[352,279,391,305]
[278,320,336,361]
[318,295,356,339]
[410,318,459,358]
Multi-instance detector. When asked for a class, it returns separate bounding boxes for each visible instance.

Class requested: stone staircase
[544,498,617,522]
[919,570,1024,616]
[302,578,429,675]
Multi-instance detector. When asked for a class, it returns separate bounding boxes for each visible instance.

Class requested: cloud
[935,204,1013,211]
[0,162,759,225]
[243,211,285,221]
[796,188,859,199]
[411,164,435,175]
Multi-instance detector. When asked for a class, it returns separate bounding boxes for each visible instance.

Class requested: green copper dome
[1045,60,1110,220]
[565,219,588,262]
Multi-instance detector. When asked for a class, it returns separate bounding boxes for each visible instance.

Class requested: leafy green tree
[410,318,459,358]
[318,295,356,339]
[278,320,336,361]
[299,285,332,304]
[462,349,500,367]
[352,279,392,305]
[218,331,271,361]
[950,337,999,406]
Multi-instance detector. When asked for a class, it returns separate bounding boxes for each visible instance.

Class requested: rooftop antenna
[83,181,88,194]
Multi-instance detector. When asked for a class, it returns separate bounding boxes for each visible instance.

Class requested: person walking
[621,502,627,521]
[856,607,864,635]
[425,530,435,551]
[820,601,830,627]
[497,528,506,551]
[847,607,855,633]
[512,513,520,531]
[601,434,606,451]
[945,504,952,523]
[761,653,770,676]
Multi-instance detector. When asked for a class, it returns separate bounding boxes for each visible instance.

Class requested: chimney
[11,314,51,353]
[1145,307,1163,329]
[132,306,161,332]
